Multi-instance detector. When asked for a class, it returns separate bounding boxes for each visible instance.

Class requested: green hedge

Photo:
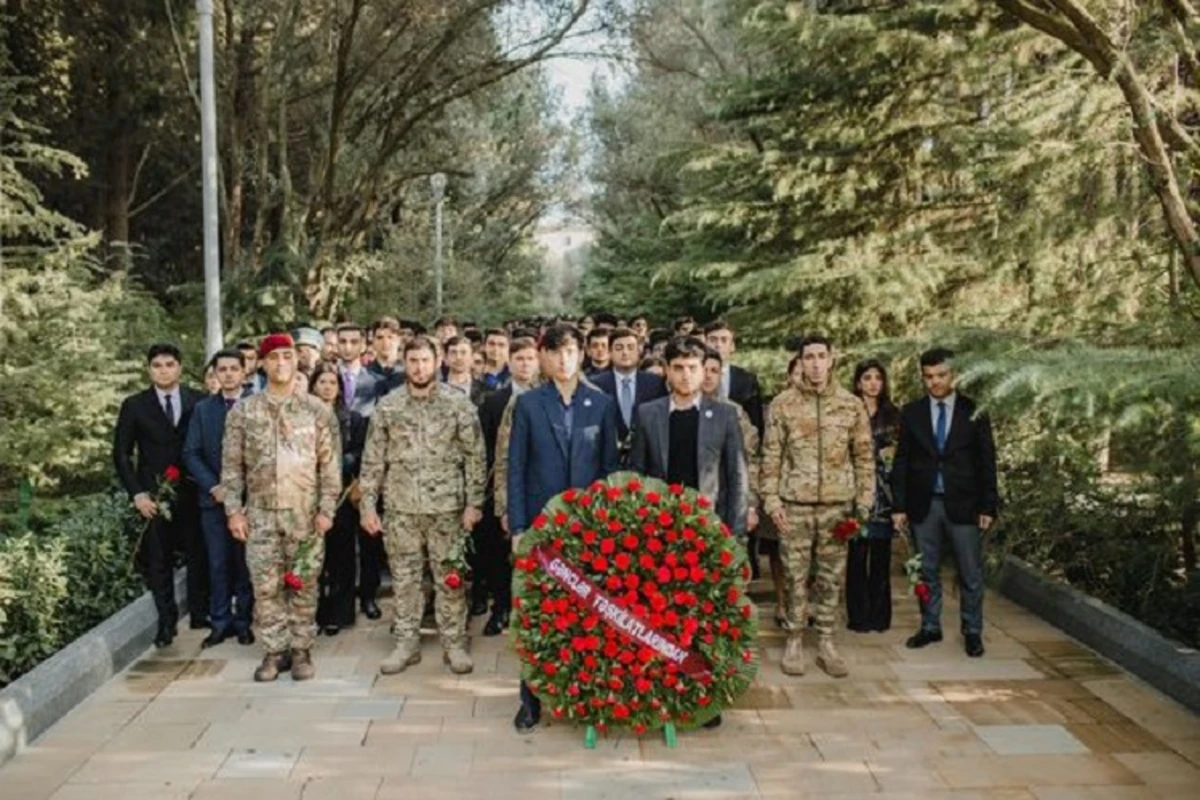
[0,493,144,686]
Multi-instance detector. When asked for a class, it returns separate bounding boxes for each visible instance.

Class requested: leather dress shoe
[361,600,382,620]
[482,610,509,637]
[189,615,211,630]
[153,622,175,648]
[702,714,723,729]
[322,624,341,636]
[469,599,489,617]
[513,704,539,734]
[237,629,255,646]
[200,629,229,649]
[905,629,944,649]
[964,633,985,658]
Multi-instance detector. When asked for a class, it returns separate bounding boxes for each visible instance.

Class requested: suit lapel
[654,402,670,477]
[696,399,713,475]
[911,399,937,454]
[539,387,570,461]
[145,388,175,431]
[944,398,971,452]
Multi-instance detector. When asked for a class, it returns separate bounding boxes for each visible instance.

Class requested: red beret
[258,333,295,359]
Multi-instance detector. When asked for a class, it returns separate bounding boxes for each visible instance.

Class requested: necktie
[620,377,634,427]
[935,401,948,452]
[934,400,947,493]
[163,393,175,426]
[224,397,236,412]
[343,369,355,409]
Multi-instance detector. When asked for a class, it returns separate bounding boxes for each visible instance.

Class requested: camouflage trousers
[384,513,468,650]
[779,503,849,637]
[245,508,325,654]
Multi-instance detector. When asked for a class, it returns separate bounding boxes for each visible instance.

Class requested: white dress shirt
[155,386,181,426]
[929,392,957,442]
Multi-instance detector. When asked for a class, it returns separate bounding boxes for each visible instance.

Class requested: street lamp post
[197,0,223,357]
[431,172,447,318]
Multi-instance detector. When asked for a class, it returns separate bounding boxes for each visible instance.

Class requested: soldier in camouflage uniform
[360,335,486,675]
[222,333,342,682]
[761,335,874,678]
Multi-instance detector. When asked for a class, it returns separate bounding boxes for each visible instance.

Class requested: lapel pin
[705,409,713,419]
[584,398,592,407]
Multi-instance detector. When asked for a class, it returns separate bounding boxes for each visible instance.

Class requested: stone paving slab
[0,581,1197,799]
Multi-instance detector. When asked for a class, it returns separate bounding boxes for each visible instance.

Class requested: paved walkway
[1,581,1197,799]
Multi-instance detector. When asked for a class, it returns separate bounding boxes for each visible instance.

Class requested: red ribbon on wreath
[531,544,712,679]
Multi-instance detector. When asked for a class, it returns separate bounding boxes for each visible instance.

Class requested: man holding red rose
[762,335,875,679]
[359,335,486,676]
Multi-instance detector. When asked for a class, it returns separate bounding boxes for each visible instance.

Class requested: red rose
[742,604,752,619]
[570,521,584,534]
[600,538,616,554]
[679,502,693,515]
[657,511,674,527]
[552,707,565,719]
[915,582,932,604]
[720,550,733,566]
[606,575,622,592]
[579,494,594,507]
[647,538,664,553]
[702,601,714,614]
[698,695,711,707]
[627,478,643,493]
[668,484,684,496]
[682,527,697,541]
[673,567,688,581]
[624,574,640,590]
[163,465,181,482]
[633,722,647,735]
[614,553,632,571]
[543,662,558,676]
[596,508,609,522]
[532,514,549,530]
[622,534,639,550]
[727,587,740,604]
[665,530,679,542]
[583,530,598,545]
[606,487,623,501]
[639,554,657,570]
[603,641,619,658]
[689,567,705,583]
[636,507,650,519]
[444,572,463,590]
[612,704,630,720]
[283,572,303,591]
[697,495,712,510]
[554,511,568,526]
[650,594,668,612]
[645,491,661,504]
[656,566,672,584]
[582,615,599,630]
[618,650,635,665]
[593,557,609,572]
[564,488,579,503]
[683,550,699,566]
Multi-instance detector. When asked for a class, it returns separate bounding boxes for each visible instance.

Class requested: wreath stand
[583,722,677,749]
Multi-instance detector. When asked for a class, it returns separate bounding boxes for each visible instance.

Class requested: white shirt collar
[669,394,702,413]
[155,386,180,402]
[930,392,957,410]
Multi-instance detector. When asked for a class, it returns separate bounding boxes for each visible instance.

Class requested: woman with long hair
[847,358,901,632]
[309,362,367,635]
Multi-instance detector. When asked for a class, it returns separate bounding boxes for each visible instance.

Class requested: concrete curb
[0,570,187,767]
[997,555,1200,714]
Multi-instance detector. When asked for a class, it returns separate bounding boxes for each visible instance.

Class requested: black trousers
[845,537,892,632]
[471,513,512,612]
[358,525,386,603]
[319,503,358,627]
[138,514,179,629]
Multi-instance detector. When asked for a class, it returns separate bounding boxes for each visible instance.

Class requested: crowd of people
[112,311,998,733]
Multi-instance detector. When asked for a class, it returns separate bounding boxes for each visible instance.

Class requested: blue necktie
[620,377,634,428]
[935,400,947,493]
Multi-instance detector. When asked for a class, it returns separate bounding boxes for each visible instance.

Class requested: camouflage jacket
[493,393,519,519]
[221,391,342,517]
[761,380,874,514]
[359,383,486,517]
[728,400,761,505]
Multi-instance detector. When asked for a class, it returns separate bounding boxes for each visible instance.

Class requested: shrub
[0,492,143,686]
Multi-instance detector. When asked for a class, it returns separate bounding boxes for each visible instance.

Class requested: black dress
[845,406,898,632]
[318,407,366,629]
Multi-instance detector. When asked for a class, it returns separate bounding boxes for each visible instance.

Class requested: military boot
[291,649,316,681]
[780,635,806,676]
[816,636,849,678]
[380,640,422,675]
[254,651,292,682]
[443,647,474,675]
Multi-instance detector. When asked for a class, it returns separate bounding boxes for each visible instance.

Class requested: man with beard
[221,334,341,682]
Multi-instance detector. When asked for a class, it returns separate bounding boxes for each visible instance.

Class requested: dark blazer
[114,385,203,497]
[728,365,764,436]
[337,407,368,485]
[891,394,998,525]
[182,394,238,509]
[630,396,749,533]
[367,360,405,405]
[507,382,620,533]
[591,369,668,442]
[341,364,383,417]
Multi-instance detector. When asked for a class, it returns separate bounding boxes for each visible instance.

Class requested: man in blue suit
[590,327,668,463]
[183,349,255,649]
[507,323,620,733]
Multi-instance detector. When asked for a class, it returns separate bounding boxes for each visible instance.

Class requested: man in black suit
[113,343,207,647]
[475,336,540,636]
[704,320,764,435]
[891,347,998,658]
[590,327,668,463]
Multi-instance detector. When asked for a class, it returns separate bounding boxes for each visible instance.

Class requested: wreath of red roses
[511,471,759,734]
